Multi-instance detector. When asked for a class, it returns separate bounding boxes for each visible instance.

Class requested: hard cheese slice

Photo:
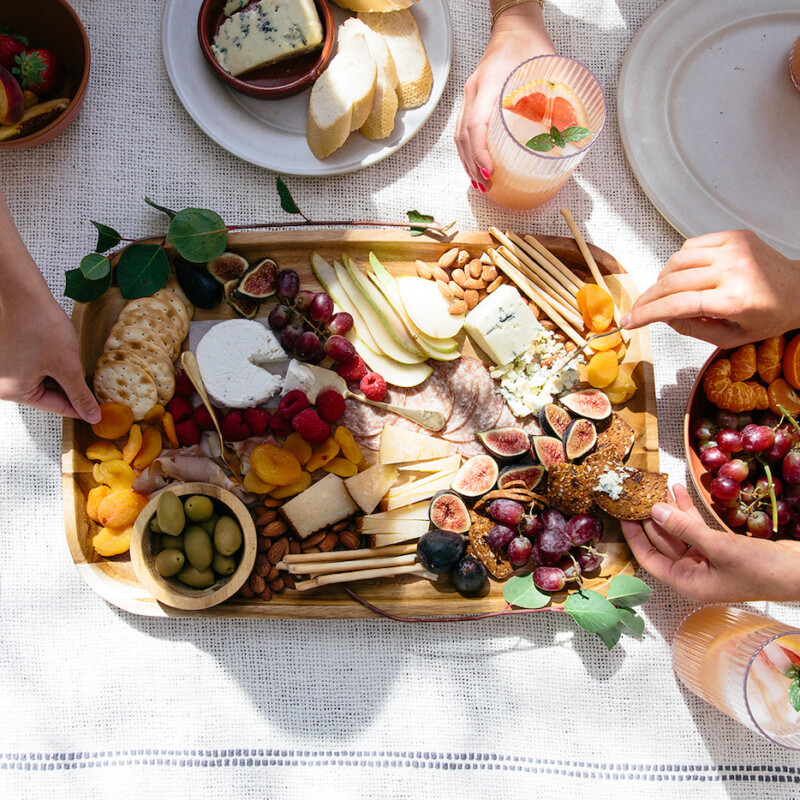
[280,473,358,539]
[345,463,399,513]
[379,424,453,465]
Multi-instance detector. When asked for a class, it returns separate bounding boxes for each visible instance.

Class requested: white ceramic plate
[161,0,452,176]
[618,0,800,258]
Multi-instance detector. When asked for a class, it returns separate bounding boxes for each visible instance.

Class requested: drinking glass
[486,55,606,211]
[673,605,800,749]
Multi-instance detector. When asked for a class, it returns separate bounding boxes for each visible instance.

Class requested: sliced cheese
[366,532,425,548]
[280,474,358,539]
[379,424,453,465]
[345,463,399,514]
[382,470,457,510]
[397,454,462,473]
[356,518,430,535]
[360,501,431,521]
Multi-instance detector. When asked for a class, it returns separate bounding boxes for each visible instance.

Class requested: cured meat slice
[453,438,488,458]
[403,364,454,421]
[442,358,482,434]
[445,365,504,443]
[342,397,391,437]
[494,405,517,430]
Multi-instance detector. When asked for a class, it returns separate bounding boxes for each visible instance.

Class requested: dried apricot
[605,370,637,404]
[783,333,800,390]
[768,378,800,417]
[613,340,627,363]
[144,404,166,425]
[283,431,312,466]
[250,443,302,486]
[323,457,359,478]
[586,351,619,389]
[334,426,363,464]
[132,426,162,471]
[92,459,135,491]
[85,441,123,462]
[588,327,623,352]
[121,424,143,464]
[243,470,277,495]
[86,485,112,522]
[270,470,312,499]
[306,437,340,472]
[91,403,134,440]
[160,412,179,449]
[96,490,148,528]
[729,344,757,382]
[92,526,132,557]
[758,336,786,383]
[576,284,615,333]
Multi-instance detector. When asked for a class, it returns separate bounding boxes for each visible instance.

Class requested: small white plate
[161,0,453,176]
[618,0,800,258]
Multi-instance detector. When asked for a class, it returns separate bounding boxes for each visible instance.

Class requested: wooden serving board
[62,230,658,618]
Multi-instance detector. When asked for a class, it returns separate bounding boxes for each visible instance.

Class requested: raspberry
[193,405,216,431]
[268,413,293,437]
[167,395,193,424]
[175,418,201,447]
[291,408,330,446]
[360,372,387,402]
[335,354,367,382]
[277,389,310,420]
[243,407,271,436]
[219,410,251,442]
[174,370,195,397]
[316,389,346,423]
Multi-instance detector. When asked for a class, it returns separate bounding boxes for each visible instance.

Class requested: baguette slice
[307,31,377,159]
[339,18,399,141]
[332,0,415,10]
[357,9,432,109]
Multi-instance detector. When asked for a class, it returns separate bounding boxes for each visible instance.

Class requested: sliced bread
[339,18,399,141]
[306,31,377,159]
[357,9,432,110]
[332,0,415,11]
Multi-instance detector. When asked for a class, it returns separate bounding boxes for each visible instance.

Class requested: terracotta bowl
[130,482,257,611]
[0,0,90,149]
[197,0,335,99]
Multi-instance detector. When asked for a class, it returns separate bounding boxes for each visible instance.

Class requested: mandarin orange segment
[132,426,162,471]
[85,441,123,462]
[586,351,619,389]
[121,424,143,464]
[242,470,277,495]
[92,459,135,491]
[92,526,132,557]
[144,404,166,425]
[783,333,800,389]
[96,490,148,528]
[306,438,341,473]
[283,432,312,466]
[269,470,312,499]
[768,378,800,416]
[91,403,134,440]
[160,412,179,449]
[758,336,786,383]
[729,344,757,382]
[86,485,112,522]
[576,284,615,332]
[334,426,363,464]
[588,327,623,352]
[250,443,302,486]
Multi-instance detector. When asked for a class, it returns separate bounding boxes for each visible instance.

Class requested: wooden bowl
[130,482,257,611]
[197,0,335,99]
[0,0,90,149]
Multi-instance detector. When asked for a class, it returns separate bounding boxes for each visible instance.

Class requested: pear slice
[397,276,466,339]
[348,330,432,388]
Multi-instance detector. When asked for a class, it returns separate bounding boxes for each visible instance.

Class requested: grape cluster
[267,269,356,364]
[692,408,800,539]
[485,499,604,591]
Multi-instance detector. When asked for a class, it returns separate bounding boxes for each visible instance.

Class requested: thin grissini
[522,233,586,292]
[559,209,610,295]
[280,553,418,576]
[293,563,436,591]
[281,543,417,564]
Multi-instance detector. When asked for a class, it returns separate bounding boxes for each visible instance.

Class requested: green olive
[211,552,237,576]
[149,516,162,534]
[176,564,215,589]
[214,516,242,557]
[155,548,185,577]
[184,495,214,522]
[199,512,220,536]
[156,491,185,536]
[184,525,213,571]
[160,533,184,552]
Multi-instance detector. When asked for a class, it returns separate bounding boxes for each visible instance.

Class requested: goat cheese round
[196,320,285,409]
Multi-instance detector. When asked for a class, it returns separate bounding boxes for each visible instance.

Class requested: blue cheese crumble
[594,468,624,500]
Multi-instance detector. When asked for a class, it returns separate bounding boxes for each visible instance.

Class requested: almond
[283,574,296,590]
[448,280,465,299]
[456,250,470,269]
[431,266,450,283]
[238,582,254,598]
[255,553,271,577]
[415,259,432,279]
[540,318,557,330]
[464,289,479,310]
[262,497,282,508]
[553,331,567,342]
[319,532,339,552]
[249,574,266,595]
[437,247,458,269]
[270,577,285,593]
[259,586,272,602]
[301,530,327,550]
[451,268,467,287]
[448,300,468,315]
[289,541,301,555]
[565,341,577,352]
[262,520,287,538]
[332,520,350,532]
[468,259,483,279]
[527,300,540,317]
[267,537,289,564]
[481,264,498,282]
[338,530,361,549]
[257,535,272,552]
[436,280,454,302]
[480,252,492,265]
[252,504,268,517]
[462,277,486,291]
[255,509,277,527]
[487,276,505,293]
[266,566,280,582]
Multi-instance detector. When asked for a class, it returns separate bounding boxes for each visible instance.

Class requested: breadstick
[559,208,610,294]
[281,543,417,564]
[293,563,435,591]
[502,230,582,302]
[521,234,585,291]
[282,553,418,576]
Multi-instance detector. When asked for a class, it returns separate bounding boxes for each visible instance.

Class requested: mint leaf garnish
[526,133,555,152]
[561,126,590,143]
[526,124,592,152]
[407,209,434,237]
[790,679,800,712]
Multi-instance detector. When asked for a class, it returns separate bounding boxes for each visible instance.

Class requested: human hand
[455,6,555,192]
[621,484,800,603]
[622,230,800,348]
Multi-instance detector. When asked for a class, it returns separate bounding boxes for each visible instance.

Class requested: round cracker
[152,288,190,338]
[115,341,175,405]
[104,322,171,357]
[165,275,195,319]
[117,309,180,359]
[93,350,159,421]
[122,295,189,342]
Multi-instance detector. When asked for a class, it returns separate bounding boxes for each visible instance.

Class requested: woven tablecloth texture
[2,0,799,797]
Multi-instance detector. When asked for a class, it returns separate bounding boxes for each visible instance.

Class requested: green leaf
[790,679,800,712]
[561,126,590,143]
[564,589,620,633]
[80,253,111,281]
[276,177,301,215]
[144,197,178,221]
[617,607,645,639]
[502,574,550,609]
[607,575,653,608]
[525,134,555,152]
[406,209,435,237]
[90,221,121,253]
[65,268,112,303]
[166,208,227,262]
[115,244,171,299]
[597,624,622,651]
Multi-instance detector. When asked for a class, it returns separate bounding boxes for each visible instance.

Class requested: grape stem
[763,461,779,533]
[777,405,800,435]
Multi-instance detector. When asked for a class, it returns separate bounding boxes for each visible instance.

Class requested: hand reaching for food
[621,484,800,603]
[622,230,800,348]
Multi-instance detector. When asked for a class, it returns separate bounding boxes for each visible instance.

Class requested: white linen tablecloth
[2,0,799,797]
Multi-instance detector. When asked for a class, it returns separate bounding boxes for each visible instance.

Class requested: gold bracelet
[491,0,545,30]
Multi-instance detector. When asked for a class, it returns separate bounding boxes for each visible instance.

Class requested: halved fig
[498,463,545,491]
[429,490,471,534]
[451,454,499,498]
[224,279,260,319]
[560,389,612,422]
[207,252,249,285]
[237,258,278,299]
[563,418,597,460]
[531,435,567,467]
[477,427,530,460]
[539,403,572,439]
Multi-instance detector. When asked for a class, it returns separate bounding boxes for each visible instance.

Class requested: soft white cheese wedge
[196,319,285,409]
[464,284,541,366]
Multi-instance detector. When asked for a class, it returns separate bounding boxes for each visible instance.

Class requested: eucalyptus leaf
[276,177,301,215]
[607,575,653,608]
[80,253,111,281]
[144,197,178,220]
[597,624,622,651]
[166,208,227,262]
[407,209,434,237]
[564,589,620,633]
[789,680,800,712]
[617,607,645,639]
[526,134,555,152]
[90,221,121,253]
[502,574,550,609]
[65,268,112,303]
[115,244,171,299]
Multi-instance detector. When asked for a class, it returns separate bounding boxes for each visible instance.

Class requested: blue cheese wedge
[464,284,541,366]
[212,0,324,77]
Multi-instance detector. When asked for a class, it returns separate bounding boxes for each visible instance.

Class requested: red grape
[758,411,781,428]
[718,459,749,483]
[716,429,743,453]
[577,548,602,573]
[691,417,716,440]
[737,412,754,428]
[700,446,730,471]
[739,481,757,503]
[323,334,356,363]
[486,523,516,549]
[507,536,533,566]
[713,496,740,510]
[726,505,749,528]
[309,292,334,323]
[566,514,603,546]
[784,451,800,485]
[756,475,783,497]
[294,331,321,361]
[787,520,800,539]
[518,514,542,538]
[746,510,772,538]
[538,528,571,561]
[326,312,354,336]
[268,304,293,330]
[488,499,524,526]
[742,425,775,454]
[276,269,300,301]
[777,499,792,526]
[710,475,740,501]
[540,509,566,532]
[294,289,316,312]
[279,321,304,351]
[765,429,793,462]
[557,556,580,581]
[533,566,566,592]
[715,409,739,430]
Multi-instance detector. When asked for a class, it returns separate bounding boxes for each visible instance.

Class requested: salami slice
[341,397,391,437]
[444,364,504,442]
[442,358,482,434]
[403,364,454,421]
[494,404,517,430]
[453,438,488,458]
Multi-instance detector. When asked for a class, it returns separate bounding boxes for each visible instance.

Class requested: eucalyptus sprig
[526,125,591,153]
[66,178,456,303]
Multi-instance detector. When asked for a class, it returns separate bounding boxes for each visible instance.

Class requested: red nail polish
[480,167,491,180]
[471,180,478,190]
[479,184,486,194]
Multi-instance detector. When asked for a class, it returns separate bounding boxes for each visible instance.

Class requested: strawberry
[0,32,28,71]
[14,48,60,94]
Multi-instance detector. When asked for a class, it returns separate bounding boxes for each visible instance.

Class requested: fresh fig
[174,257,223,309]
[477,426,530,460]
[498,463,545,491]
[224,279,260,319]
[429,490,471,534]
[207,252,249,285]
[560,389,612,422]
[531,435,567,467]
[539,403,572,439]
[563,418,598,460]
[237,258,278,299]
[451,454,499,498]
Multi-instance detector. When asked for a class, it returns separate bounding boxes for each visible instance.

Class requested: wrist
[490,4,553,50]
